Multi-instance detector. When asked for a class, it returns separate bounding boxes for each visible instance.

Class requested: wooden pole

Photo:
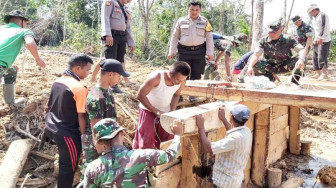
[300,140,312,156]
[289,106,300,155]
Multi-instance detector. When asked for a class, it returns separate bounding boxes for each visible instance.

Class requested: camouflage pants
[0,66,17,84]
[253,57,302,81]
[80,132,99,180]
[203,65,219,80]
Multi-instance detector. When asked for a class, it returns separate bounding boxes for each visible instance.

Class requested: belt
[112,30,126,36]
[178,43,205,51]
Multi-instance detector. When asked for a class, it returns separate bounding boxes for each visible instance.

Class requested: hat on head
[267,18,283,32]
[233,33,248,44]
[93,118,126,144]
[307,4,319,13]
[229,104,250,123]
[291,15,301,23]
[4,10,28,23]
[100,59,130,77]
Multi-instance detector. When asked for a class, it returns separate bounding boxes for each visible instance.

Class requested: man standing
[204,33,248,81]
[196,105,252,187]
[44,54,93,188]
[81,59,130,178]
[133,61,190,149]
[98,0,135,93]
[246,18,306,85]
[308,4,331,80]
[291,15,313,58]
[84,118,183,187]
[0,10,45,104]
[168,1,214,102]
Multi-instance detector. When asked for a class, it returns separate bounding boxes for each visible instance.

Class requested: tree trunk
[283,0,287,25]
[249,0,254,50]
[219,0,225,34]
[251,0,264,50]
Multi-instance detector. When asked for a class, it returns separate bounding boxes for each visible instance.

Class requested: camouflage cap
[291,15,301,23]
[267,18,283,32]
[93,118,126,143]
[233,33,248,44]
[4,10,28,23]
[307,4,319,13]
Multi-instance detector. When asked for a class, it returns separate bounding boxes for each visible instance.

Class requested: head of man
[100,59,129,87]
[68,54,93,79]
[93,118,126,153]
[267,18,283,40]
[233,33,248,46]
[291,15,302,27]
[307,4,320,17]
[229,104,250,127]
[169,61,191,85]
[4,10,29,28]
[188,1,202,20]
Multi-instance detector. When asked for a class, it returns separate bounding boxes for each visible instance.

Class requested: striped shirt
[313,12,331,43]
[211,126,252,188]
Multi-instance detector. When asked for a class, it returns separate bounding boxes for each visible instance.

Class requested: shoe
[189,96,197,103]
[311,73,321,79]
[317,74,328,81]
[111,85,124,93]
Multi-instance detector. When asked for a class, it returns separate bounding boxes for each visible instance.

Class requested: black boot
[111,85,124,93]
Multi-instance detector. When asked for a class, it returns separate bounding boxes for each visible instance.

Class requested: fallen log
[14,125,41,142]
[30,151,56,161]
[279,177,304,188]
[177,97,207,107]
[0,139,33,188]
[317,166,336,186]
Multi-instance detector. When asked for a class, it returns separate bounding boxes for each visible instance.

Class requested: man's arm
[125,9,135,51]
[196,114,212,153]
[78,113,87,134]
[205,27,214,60]
[170,80,186,111]
[137,72,162,115]
[24,36,45,68]
[90,59,104,82]
[224,54,231,80]
[246,52,261,76]
[101,1,113,46]
[304,36,312,57]
[168,20,181,59]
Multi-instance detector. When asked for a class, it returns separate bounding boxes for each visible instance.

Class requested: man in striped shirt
[196,104,252,188]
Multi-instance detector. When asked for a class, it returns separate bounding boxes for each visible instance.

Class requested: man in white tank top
[133,61,191,149]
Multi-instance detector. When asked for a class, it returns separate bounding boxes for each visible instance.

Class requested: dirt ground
[0,51,335,187]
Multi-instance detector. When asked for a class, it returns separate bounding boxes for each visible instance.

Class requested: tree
[251,0,264,50]
[219,0,225,34]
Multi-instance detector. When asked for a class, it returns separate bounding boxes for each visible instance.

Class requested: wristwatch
[156,111,160,116]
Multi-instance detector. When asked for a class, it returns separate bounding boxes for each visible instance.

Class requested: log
[0,139,33,188]
[300,140,312,156]
[317,166,336,186]
[177,97,207,107]
[30,151,56,161]
[14,125,41,142]
[279,177,304,188]
[289,106,301,155]
[267,168,282,188]
[156,163,182,188]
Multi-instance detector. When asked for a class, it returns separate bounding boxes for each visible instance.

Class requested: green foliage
[328,31,336,61]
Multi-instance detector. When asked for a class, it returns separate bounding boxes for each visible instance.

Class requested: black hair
[232,117,247,126]
[68,54,93,69]
[188,1,202,8]
[171,61,191,76]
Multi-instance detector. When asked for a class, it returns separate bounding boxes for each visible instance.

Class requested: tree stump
[300,140,312,156]
[267,168,282,188]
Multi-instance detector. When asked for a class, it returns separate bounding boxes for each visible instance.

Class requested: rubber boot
[3,84,15,104]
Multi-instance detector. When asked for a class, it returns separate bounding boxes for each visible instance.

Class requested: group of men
[0,1,332,188]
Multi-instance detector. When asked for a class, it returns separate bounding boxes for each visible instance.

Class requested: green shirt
[0,23,34,69]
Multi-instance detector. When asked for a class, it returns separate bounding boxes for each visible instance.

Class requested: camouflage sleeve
[305,25,314,37]
[144,135,181,167]
[86,95,103,120]
[290,37,304,53]
[225,42,233,56]
[254,39,264,55]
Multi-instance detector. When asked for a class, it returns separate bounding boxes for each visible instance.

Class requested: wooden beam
[0,139,33,188]
[181,85,336,110]
[252,108,271,186]
[289,106,301,155]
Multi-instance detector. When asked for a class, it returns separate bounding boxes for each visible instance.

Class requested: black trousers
[178,46,206,80]
[103,35,127,63]
[45,129,82,188]
[313,42,330,70]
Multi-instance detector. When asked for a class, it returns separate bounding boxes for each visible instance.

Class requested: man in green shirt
[0,10,45,104]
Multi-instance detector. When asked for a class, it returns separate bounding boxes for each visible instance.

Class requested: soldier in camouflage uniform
[81,59,130,179]
[291,15,313,58]
[204,33,248,81]
[83,118,183,188]
[246,18,306,84]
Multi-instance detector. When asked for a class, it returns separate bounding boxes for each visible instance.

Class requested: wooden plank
[289,106,301,155]
[156,138,182,176]
[242,101,272,115]
[181,84,336,110]
[271,105,288,119]
[269,128,287,152]
[0,139,33,188]
[156,163,182,188]
[270,114,288,135]
[267,141,287,165]
[246,114,255,131]
[252,108,271,187]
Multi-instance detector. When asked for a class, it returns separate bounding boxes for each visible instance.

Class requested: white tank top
[139,70,181,112]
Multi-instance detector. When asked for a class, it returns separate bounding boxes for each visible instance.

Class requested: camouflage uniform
[0,66,17,84]
[81,86,117,178]
[84,118,181,188]
[253,34,304,81]
[295,21,313,47]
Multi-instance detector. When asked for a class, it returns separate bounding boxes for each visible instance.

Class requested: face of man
[171,72,187,85]
[75,63,92,79]
[309,9,319,17]
[268,28,282,41]
[120,0,132,4]
[294,20,302,27]
[188,5,201,20]
[109,72,121,86]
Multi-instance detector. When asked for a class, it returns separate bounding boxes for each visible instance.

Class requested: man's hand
[129,46,135,53]
[170,119,184,135]
[218,107,227,122]
[168,54,174,60]
[12,65,19,72]
[196,114,205,131]
[315,38,323,45]
[36,58,46,68]
[246,66,254,77]
[296,59,305,70]
[226,75,232,82]
[207,55,214,61]
[155,110,164,117]
[105,36,114,46]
